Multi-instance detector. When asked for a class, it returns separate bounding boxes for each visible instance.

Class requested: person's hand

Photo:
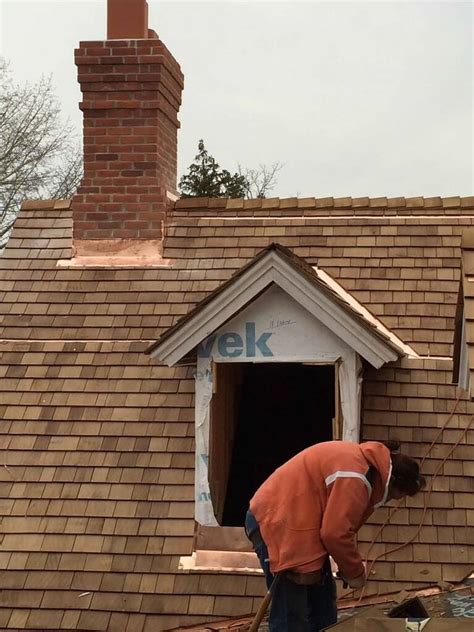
[346,572,366,589]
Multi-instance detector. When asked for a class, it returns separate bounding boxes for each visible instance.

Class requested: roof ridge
[20,199,72,211]
[174,195,474,211]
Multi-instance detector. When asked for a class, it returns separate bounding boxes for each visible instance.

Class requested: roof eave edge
[148,256,277,363]
[270,262,401,368]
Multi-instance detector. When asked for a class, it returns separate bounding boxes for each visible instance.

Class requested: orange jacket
[249,441,392,579]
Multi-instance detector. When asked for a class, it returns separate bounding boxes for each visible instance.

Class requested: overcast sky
[1,0,472,199]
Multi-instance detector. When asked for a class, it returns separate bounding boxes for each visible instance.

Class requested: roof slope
[164,196,474,358]
[2,196,473,355]
[0,197,473,630]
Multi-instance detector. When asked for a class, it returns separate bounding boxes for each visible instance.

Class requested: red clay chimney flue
[107,0,149,40]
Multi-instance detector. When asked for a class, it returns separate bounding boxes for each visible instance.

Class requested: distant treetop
[179,140,282,200]
[178,140,248,199]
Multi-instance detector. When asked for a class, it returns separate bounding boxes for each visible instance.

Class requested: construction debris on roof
[323,584,474,631]
[170,581,474,631]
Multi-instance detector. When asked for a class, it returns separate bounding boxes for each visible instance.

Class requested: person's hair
[383,439,401,453]
[383,440,426,496]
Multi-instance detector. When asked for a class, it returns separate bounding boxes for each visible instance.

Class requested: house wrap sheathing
[0,1,473,630]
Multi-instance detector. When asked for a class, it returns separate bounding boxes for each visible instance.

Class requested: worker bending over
[245,440,426,631]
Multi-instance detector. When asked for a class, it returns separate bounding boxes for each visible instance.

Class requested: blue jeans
[245,510,337,632]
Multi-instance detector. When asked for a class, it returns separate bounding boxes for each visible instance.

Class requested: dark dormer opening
[209,362,336,527]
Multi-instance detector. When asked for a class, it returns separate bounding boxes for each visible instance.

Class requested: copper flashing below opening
[179,550,262,574]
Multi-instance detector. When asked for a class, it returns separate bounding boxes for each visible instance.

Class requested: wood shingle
[0,196,473,629]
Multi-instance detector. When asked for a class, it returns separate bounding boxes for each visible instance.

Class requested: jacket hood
[360,441,392,507]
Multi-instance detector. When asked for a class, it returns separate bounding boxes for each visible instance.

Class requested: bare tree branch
[238,162,283,199]
[0,57,83,251]
[46,145,84,200]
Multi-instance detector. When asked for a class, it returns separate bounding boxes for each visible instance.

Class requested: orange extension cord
[339,390,473,605]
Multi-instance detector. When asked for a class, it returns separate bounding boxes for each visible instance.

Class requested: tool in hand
[249,571,282,632]
[336,570,349,589]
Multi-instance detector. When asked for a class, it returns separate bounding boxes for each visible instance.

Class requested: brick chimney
[71,0,183,261]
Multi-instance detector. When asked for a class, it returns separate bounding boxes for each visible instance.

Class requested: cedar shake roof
[1,196,473,630]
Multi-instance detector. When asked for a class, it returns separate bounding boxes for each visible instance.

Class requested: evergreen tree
[179,140,248,198]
